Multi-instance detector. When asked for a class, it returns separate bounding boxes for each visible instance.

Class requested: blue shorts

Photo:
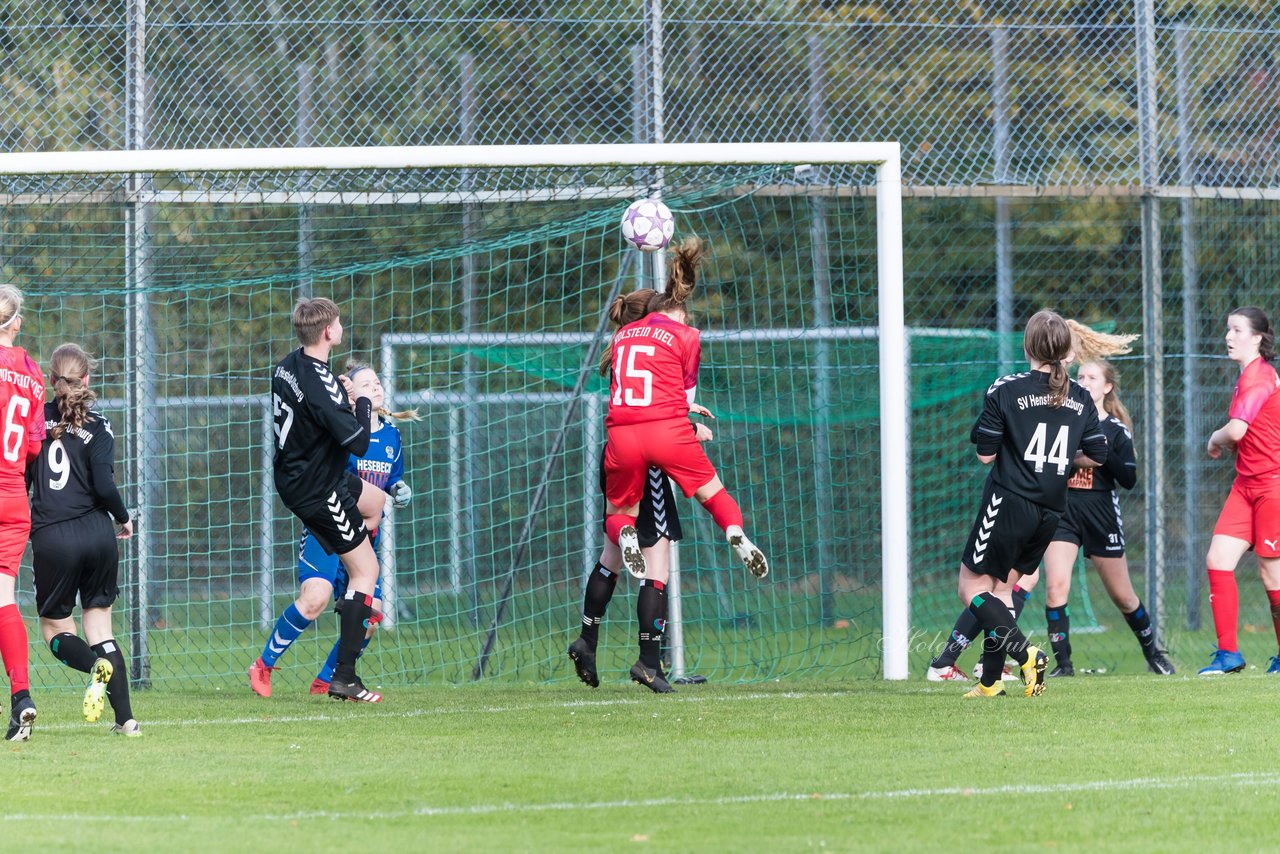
[297,529,383,601]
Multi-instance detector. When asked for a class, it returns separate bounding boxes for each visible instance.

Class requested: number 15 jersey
[970,370,1108,513]
[605,314,701,427]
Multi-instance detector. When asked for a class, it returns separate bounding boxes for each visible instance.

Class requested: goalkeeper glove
[390,480,412,509]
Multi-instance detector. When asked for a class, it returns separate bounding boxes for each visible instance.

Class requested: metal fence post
[1135,0,1166,637]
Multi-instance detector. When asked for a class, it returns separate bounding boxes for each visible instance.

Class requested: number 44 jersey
[970,371,1109,513]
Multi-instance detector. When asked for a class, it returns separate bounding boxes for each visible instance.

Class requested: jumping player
[1199,307,1280,675]
[1043,359,1174,676]
[254,363,419,696]
[28,344,140,735]
[0,286,45,741]
[251,361,415,696]
[957,309,1107,699]
[568,287,708,694]
[270,298,383,702]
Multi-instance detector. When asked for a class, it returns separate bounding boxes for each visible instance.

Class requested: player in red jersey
[0,287,47,740]
[1199,307,1280,675]
[601,239,768,686]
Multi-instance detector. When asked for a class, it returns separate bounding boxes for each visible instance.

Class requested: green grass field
[10,672,1280,852]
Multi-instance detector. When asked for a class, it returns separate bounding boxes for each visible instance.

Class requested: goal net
[3,144,908,689]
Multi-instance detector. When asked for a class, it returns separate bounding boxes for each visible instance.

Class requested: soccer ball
[620,199,675,253]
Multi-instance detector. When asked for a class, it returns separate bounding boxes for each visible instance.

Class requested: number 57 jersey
[605,314,701,427]
[970,371,1108,513]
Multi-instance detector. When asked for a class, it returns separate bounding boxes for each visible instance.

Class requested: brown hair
[1066,319,1139,364]
[345,361,422,422]
[1229,306,1276,361]
[292,297,340,346]
[1084,359,1133,432]
[1024,309,1073,407]
[48,343,98,440]
[646,237,704,316]
[599,288,658,375]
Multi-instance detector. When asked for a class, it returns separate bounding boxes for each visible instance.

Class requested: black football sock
[336,590,374,681]
[978,631,1005,688]
[931,608,981,669]
[636,579,667,670]
[580,564,618,649]
[50,632,95,673]
[1046,604,1072,665]
[969,592,1030,668]
[1012,584,1030,620]
[1123,601,1158,657]
[92,639,133,726]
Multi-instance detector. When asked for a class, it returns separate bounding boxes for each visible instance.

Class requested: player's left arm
[681,331,701,408]
[87,417,130,524]
[1103,424,1138,489]
[387,428,412,509]
[1208,419,1248,459]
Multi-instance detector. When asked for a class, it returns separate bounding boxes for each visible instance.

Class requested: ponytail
[647,237,704,315]
[48,343,98,440]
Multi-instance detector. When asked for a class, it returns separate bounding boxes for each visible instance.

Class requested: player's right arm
[970,384,1005,465]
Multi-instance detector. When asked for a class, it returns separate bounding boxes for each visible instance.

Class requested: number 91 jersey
[605,315,701,427]
[970,371,1108,513]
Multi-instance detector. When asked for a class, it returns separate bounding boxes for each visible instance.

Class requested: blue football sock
[317,635,371,683]
[260,604,314,667]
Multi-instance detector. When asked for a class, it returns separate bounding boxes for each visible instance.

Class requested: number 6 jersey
[970,370,1108,513]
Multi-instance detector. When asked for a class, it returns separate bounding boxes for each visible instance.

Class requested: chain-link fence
[4,0,1280,681]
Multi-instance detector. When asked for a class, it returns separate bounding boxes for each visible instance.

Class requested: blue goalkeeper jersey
[347,420,404,494]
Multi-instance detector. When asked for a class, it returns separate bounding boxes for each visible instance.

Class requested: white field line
[32,690,852,732]
[5,772,1280,824]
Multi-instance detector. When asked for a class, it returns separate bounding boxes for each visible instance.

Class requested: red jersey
[1232,357,1280,479]
[605,314,701,427]
[0,346,45,492]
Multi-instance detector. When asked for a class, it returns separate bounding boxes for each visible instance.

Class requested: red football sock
[604,514,637,545]
[1267,589,1280,651]
[1207,569,1239,653]
[700,488,744,533]
[0,604,29,694]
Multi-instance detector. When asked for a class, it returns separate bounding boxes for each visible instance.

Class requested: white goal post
[0,142,908,681]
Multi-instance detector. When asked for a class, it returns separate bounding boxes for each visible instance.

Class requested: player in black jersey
[272,298,381,703]
[27,344,139,735]
[956,309,1108,699]
[1042,359,1175,676]
[927,320,1138,683]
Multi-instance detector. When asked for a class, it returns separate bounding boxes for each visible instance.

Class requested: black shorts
[287,472,368,556]
[31,512,119,620]
[962,481,1061,583]
[1052,490,1125,558]
[598,453,683,548]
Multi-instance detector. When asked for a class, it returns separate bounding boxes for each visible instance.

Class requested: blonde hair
[1023,309,1073,407]
[344,361,421,422]
[647,237,704,316]
[1067,319,1139,364]
[0,285,23,332]
[600,288,658,375]
[292,297,340,346]
[48,343,99,440]
[1084,359,1134,433]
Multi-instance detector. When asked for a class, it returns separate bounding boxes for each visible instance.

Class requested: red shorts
[1214,476,1280,558]
[0,492,30,577]
[603,418,717,509]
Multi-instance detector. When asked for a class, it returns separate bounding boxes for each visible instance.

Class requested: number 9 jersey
[970,371,1108,513]
[28,403,129,530]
